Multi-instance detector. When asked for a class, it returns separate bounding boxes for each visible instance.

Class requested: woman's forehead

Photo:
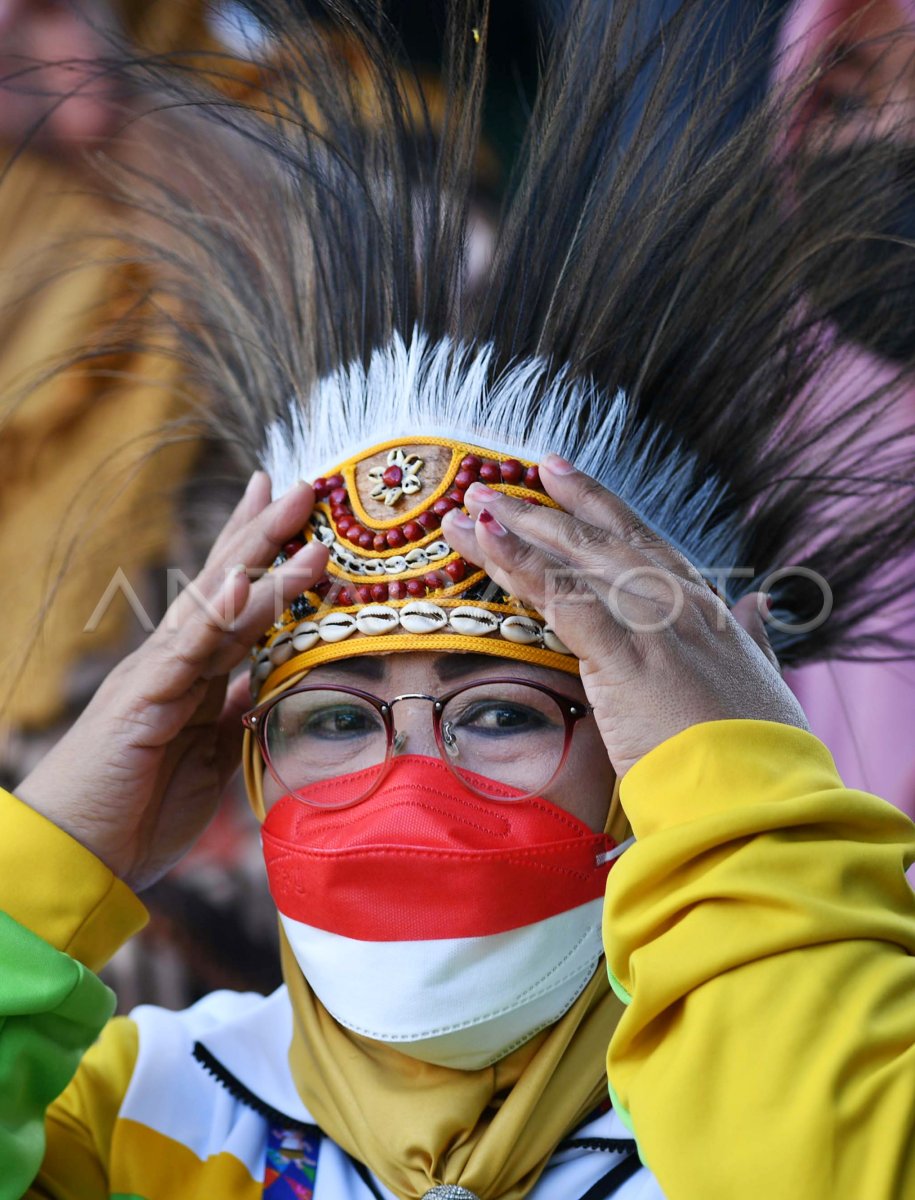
[304,650,584,691]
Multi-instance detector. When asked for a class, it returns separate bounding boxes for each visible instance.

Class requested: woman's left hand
[441,454,807,778]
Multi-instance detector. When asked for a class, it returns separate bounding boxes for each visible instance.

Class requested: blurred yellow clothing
[0,0,211,730]
[0,158,194,729]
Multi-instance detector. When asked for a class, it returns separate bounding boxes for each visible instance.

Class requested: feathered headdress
[92,0,915,693]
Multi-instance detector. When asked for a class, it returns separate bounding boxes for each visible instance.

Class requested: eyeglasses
[243,678,594,808]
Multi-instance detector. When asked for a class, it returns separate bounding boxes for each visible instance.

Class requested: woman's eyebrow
[435,653,516,682]
[310,656,387,682]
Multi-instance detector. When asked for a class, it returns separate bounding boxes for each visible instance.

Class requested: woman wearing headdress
[1,2,914,1198]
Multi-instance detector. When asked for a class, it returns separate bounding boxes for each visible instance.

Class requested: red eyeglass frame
[243,677,594,807]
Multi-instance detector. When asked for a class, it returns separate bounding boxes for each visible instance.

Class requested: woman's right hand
[16,473,328,892]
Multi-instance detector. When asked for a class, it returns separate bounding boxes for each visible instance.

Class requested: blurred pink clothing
[788,659,915,817]
[773,0,915,822]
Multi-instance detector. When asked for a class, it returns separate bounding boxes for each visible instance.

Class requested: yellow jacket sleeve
[603,719,915,1200]
[0,789,146,1199]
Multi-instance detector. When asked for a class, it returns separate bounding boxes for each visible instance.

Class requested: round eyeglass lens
[439,681,569,798]
[262,688,389,808]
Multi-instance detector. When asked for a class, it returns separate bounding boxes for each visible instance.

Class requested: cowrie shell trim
[400,601,448,633]
[356,605,401,635]
[500,615,543,644]
[318,613,358,643]
[269,634,294,666]
[292,621,320,652]
[260,608,577,670]
[310,514,451,578]
[448,605,501,636]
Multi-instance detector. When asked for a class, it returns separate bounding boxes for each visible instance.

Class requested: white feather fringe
[261,329,741,570]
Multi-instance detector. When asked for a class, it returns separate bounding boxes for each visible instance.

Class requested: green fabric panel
[0,911,116,1200]
[606,965,632,1006]
[606,1077,634,1135]
[607,1077,648,1168]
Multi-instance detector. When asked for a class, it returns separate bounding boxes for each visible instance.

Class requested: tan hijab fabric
[246,720,631,1200]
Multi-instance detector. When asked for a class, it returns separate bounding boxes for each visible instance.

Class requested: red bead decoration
[454,468,476,490]
[313,477,330,499]
[479,461,501,483]
[460,454,482,470]
[325,474,344,489]
[371,582,389,603]
[314,577,331,597]
[524,465,541,488]
[406,578,426,597]
[444,558,466,583]
[402,520,423,541]
[424,571,443,590]
[329,487,348,506]
[432,497,456,518]
[388,579,408,601]
[445,490,465,506]
[386,528,406,548]
[335,585,355,606]
[282,538,305,558]
[357,530,375,550]
[500,459,523,484]
[373,533,388,551]
[382,465,403,487]
[356,585,374,604]
[335,514,356,533]
[417,512,439,531]
[345,524,365,543]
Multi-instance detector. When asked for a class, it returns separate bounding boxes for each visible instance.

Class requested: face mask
[798,141,915,364]
[262,754,625,1070]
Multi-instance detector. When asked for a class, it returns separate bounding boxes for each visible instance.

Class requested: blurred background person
[773,0,915,820]
[0,0,316,1009]
[597,0,915,817]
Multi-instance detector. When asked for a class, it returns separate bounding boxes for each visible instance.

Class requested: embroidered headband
[251,435,575,696]
[247,331,751,695]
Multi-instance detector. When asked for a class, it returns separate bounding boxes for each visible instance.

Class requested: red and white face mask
[262,755,627,1069]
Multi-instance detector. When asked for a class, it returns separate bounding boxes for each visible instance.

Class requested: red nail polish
[478,509,507,535]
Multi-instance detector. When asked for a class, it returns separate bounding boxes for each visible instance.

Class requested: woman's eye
[456,703,547,734]
[300,706,379,739]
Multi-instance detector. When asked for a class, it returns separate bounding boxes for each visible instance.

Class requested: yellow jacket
[604,720,915,1197]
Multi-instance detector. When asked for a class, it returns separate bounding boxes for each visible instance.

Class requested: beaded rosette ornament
[251,436,574,696]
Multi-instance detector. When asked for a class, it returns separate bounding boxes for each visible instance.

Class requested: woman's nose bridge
[389,694,439,755]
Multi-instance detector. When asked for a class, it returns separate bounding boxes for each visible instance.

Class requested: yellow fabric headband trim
[262,631,580,694]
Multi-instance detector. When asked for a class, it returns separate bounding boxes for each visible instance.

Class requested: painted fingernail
[478,509,507,535]
[466,482,499,503]
[542,452,576,475]
[443,509,475,530]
